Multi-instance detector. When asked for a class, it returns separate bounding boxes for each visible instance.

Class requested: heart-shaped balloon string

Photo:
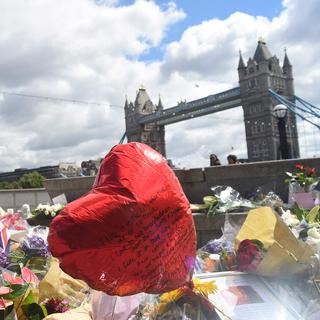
[48,142,196,296]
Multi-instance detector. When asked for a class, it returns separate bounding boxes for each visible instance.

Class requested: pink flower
[0,298,12,310]
[21,267,39,285]
[2,272,23,285]
[0,287,12,295]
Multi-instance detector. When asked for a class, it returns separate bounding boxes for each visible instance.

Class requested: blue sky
[119,0,284,60]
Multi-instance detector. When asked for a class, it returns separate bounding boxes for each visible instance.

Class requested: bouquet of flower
[285,164,319,192]
[28,204,64,227]
[31,204,64,219]
[0,266,40,319]
[235,207,317,278]
[134,278,222,320]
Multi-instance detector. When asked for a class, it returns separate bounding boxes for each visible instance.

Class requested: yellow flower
[160,288,184,303]
[193,277,217,297]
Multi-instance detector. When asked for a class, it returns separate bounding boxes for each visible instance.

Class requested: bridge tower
[238,40,300,161]
[124,86,166,156]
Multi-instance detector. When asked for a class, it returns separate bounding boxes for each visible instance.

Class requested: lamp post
[272,104,290,159]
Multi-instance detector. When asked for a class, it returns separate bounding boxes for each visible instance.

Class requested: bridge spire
[157,94,164,111]
[283,48,292,67]
[238,50,246,69]
[253,39,272,62]
[124,95,129,109]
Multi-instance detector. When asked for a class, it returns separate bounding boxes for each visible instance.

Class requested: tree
[0,181,16,189]
[17,172,45,189]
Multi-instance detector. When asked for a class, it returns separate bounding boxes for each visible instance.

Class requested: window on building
[248,79,257,89]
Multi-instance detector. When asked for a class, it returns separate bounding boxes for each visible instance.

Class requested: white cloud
[0,0,319,172]
[0,0,185,170]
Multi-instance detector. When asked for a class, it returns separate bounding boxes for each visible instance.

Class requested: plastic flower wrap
[0,250,9,269]
[9,227,51,280]
[0,212,28,231]
[196,238,234,273]
[210,186,256,214]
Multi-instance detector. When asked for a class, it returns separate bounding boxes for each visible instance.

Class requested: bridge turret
[124,86,166,156]
[237,51,246,78]
[157,95,164,111]
[239,40,299,161]
[283,49,294,97]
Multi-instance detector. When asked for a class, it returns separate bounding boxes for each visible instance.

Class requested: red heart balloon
[48,142,196,296]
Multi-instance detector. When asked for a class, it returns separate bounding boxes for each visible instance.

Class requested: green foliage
[18,172,45,189]
[306,205,320,224]
[292,202,306,221]
[0,181,18,189]
[0,171,45,190]
[3,284,28,300]
[292,203,320,224]
[203,195,219,215]
[22,291,48,320]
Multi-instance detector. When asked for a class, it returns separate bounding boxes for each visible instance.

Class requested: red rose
[237,252,252,265]
[236,239,264,272]
[306,167,316,175]
[295,164,303,171]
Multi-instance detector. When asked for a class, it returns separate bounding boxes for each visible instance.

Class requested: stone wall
[0,188,51,211]
[43,157,320,204]
[175,157,320,203]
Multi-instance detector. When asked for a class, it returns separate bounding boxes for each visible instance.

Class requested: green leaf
[299,229,309,239]
[251,239,264,249]
[220,247,227,259]
[4,285,28,300]
[306,206,320,224]
[203,196,218,206]
[22,302,48,320]
[292,202,306,221]
[22,291,36,305]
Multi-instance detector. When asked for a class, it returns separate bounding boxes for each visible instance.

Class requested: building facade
[124,86,166,156]
[238,40,300,161]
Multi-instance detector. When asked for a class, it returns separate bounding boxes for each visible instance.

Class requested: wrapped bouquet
[235,207,317,278]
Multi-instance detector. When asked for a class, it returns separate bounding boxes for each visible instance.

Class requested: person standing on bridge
[210,154,221,166]
[227,154,240,165]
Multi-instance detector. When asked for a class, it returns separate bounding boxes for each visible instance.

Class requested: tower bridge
[124,40,304,162]
[138,87,241,126]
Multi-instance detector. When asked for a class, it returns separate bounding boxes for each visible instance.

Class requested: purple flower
[42,298,70,314]
[0,249,9,268]
[202,239,232,254]
[22,235,49,257]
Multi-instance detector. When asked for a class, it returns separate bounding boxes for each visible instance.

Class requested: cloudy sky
[0,0,319,171]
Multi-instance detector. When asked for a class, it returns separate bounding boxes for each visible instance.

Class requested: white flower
[308,227,320,239]
[44,210,49,216]
[51,212,56,218]
[281,209,300,227]
[306,237,320,255]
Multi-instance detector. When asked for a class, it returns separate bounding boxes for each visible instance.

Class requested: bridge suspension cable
[268,89,320,130]
[0,90,123,108]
